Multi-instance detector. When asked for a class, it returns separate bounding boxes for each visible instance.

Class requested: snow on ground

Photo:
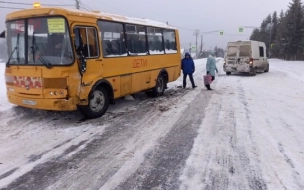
[0,58,213,188]
[179,59,304,190]
[1,58,304,189]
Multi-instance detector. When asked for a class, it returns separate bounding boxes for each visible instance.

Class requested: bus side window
[97,20,127,57]
[163,29,177,54]
[125,25,148,55]
[74,27,99,58]
[147,27,164,55]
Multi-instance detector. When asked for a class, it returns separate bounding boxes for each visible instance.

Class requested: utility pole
[200,35,203,56]
[76,0,80,9]
[266,22,273,58]
[193,29,200,59]
[269,23,273,58]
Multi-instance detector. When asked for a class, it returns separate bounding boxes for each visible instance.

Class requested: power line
[0,1,74,6]
[0,6,22,9]
[79,2,93,11]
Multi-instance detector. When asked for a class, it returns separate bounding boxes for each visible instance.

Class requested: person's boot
[192,85,197,89]
[206,85,212,90]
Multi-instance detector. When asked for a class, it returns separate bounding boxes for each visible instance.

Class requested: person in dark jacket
[181,53,197,89]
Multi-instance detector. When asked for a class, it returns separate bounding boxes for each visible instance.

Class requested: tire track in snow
[179,77,268,190]
[235,84,267,190]
[241,71,304,190]
[114,87,214,190]
[0,89,195,190]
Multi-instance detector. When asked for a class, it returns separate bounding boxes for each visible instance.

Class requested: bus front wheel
[79,86,110,119]
[146,75,166,97]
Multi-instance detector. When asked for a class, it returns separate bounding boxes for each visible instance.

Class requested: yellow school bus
[1,3,181,118]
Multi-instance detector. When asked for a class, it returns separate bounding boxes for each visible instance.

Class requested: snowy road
[0,59,304,190]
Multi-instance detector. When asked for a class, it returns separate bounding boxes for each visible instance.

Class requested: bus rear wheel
[79,86,109,119]
[146,75,166,97]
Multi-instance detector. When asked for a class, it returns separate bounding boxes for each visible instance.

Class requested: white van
[223,40,269,76]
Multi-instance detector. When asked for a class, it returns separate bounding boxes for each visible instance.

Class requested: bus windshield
[6,17,74,66]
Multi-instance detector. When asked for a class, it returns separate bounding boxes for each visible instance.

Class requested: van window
[259,46,264,57]
[227,46,237,57]
[239,45,250,57]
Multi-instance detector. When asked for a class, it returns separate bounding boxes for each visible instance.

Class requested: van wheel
[265,64,269,72]
[251,67,257,76]
[226,72,231,75]
[146,75,166,97]
[78,86,109,119]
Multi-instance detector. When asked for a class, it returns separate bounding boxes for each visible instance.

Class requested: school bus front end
[4,11,82,111]
[5,67,80,111]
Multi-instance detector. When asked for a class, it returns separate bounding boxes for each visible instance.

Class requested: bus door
[73,24,102,100]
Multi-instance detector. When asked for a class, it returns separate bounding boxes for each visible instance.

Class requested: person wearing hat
[181,52,197,89]
[206,51,218,90]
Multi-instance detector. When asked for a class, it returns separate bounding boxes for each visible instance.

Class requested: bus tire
[146,75,166,97]
[78,86,109,119]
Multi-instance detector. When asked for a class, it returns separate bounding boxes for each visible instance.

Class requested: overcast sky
[0,0,291,50]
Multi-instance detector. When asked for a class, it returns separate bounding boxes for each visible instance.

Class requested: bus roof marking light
[33,2,41,8]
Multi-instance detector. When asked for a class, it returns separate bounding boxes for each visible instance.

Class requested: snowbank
[270,59,304,82]
[0,62,10,111]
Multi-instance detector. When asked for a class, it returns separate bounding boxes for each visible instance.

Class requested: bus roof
[5,7,177,30]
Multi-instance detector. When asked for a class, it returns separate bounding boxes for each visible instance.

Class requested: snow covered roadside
[0,62,12,112]
[269,59,304,82]
[179,59,304,190]
[0,58,219,188]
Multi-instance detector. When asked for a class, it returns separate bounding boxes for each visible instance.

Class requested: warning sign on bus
[47,18,65,33]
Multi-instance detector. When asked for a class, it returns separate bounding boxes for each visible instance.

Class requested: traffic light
[239,27,244,33]
[219,31,224,35]
[271,44,275,48]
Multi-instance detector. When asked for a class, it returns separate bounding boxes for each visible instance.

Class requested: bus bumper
[7,93,78,111]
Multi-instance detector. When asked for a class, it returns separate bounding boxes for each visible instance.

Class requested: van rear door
[226,46,238,66]
[239,45,251,64]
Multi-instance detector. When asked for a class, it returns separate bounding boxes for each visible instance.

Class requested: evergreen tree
[273,10,287,58]
[250,29,260,41]
[284,0,304,60]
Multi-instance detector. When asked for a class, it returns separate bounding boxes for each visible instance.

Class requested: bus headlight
[8,87,14,92]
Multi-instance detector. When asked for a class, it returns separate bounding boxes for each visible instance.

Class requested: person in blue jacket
[206,51,218,90]
[181,53,197,89]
